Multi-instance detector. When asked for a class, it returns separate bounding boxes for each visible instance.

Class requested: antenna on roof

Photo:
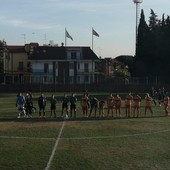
[21,34,26,44]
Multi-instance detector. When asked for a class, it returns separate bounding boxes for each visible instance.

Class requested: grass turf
[0,93,170,170]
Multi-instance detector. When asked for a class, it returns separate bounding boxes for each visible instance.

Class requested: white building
[26,43,100,85]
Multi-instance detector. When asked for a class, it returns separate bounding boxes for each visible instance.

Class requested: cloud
[0,16,23,27]
[0,15,61,30]
[42,0,115,13]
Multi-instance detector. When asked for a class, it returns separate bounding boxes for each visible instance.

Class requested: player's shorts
[82,105,88,110]
[62,103,68,109]
[18,105,24,111]
[51,105,56,110]
[107,105,114,109]
[91,104,98,109]
[70,104,76,110]
[125,104,131,108]
[39,105,45,110]
[115,105,121,109]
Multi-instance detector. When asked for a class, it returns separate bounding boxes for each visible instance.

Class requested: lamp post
[133,0,143,55]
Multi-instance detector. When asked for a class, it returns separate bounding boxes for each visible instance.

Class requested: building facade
[28,45,100,84]
[2,43,100,85]
[1,45,29,84]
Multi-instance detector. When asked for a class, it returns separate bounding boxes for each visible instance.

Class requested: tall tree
[149,9,159,29]
[134,9,170,80]
[134,9,149,76]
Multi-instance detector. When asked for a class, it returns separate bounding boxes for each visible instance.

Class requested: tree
[149,9,159,29]
[0,40,7,75]
[134,9,150,76]
[114,55,134,72]
[113,68,130,78]
[134,9,170,79]
[113,55,132,78]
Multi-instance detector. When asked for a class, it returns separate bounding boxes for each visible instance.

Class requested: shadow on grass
[0,115,167,123]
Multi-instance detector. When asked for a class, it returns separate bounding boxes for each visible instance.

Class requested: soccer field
[0,118,170,170]
[0,93,170,170]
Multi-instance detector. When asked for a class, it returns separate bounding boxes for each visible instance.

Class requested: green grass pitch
[0,92,170,170]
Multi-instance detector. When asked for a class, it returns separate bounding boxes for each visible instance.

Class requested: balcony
[31,69,53,76]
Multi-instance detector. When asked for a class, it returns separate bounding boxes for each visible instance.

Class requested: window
[55,76,58,83]
[18,62,24,71]
[55,63,58,69]
[77,76,80,83]
[69,62,74,69]
[84,75,89,83]
[70,76,74,84]
[44,63,49,73]
[84,63,89,72]
[77,63,80,70]
[71,52,76,59]
[27,62,32,72]
[44,76,48,82]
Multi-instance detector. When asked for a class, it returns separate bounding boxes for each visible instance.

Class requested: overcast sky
[0,0,169,58]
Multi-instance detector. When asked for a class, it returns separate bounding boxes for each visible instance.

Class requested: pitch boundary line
[0,128,170,141]
[0,135,55,140]
[61,128,170,140]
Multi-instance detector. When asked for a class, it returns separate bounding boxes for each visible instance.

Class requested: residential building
[2,43,100,85]
[2,45,29,84]
[2,41,128,86]
[27,44,100,84]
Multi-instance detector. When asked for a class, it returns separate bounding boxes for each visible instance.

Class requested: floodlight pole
[133,0,143,55]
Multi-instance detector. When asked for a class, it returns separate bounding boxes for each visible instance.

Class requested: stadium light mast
[133,0,143,55]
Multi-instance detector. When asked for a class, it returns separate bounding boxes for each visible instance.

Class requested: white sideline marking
[0,129,170,141]
[61,128,170,140]
[45,120,66,170]
[0,136,55,140]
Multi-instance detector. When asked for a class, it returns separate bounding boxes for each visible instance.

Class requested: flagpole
[65,27,67,46]
[92,28,94,51]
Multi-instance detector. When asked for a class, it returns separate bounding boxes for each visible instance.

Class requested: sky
[0,0,170,58]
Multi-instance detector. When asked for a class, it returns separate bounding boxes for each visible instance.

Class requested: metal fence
[0,74,170,86]
[105,76,170,85]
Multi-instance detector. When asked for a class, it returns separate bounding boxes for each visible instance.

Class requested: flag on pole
[92,28,100,50]
[65,29,73,41]
[92,28,99,37]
